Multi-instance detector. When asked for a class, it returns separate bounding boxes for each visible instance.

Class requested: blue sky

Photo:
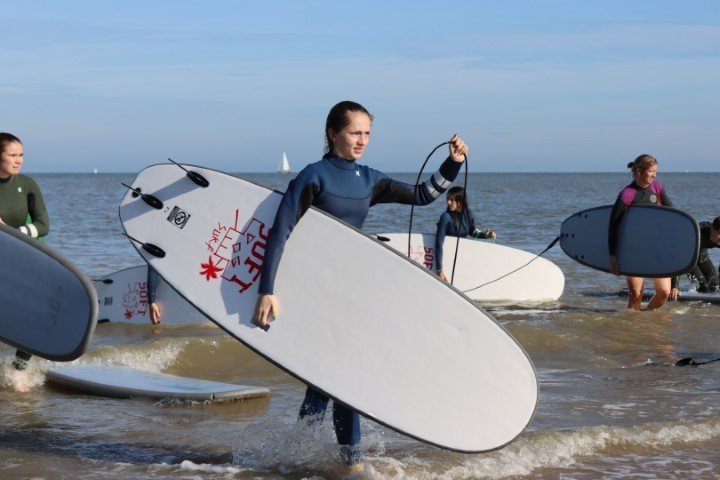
[2,1,719,172]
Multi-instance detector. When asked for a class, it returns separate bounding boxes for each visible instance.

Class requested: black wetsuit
[435,209,491,272]
[0,174,50,370]
[686,222,720,292]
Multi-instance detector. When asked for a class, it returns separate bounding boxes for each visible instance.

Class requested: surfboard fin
[122,233,166,258]
[168,158,210,188]
[121,183,164,209]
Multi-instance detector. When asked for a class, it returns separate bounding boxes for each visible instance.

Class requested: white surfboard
[0,223,97,361]
[46,364,270,400]
[93,265,209,324]
[376,233,564,302]
[560,205,700,277]
[118,163,538,453]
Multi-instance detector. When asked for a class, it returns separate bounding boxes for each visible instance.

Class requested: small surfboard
[0,223,97,361]
[619,288,720,304]
[93,265,209,324]
[560,205,699,277]
[376,233,564,302]
[118,163,538,453]
[46,364,270,400]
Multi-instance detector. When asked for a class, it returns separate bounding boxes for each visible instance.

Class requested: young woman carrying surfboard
[252,101,468,472]
[0,133,50,392]
[608,154,678,310]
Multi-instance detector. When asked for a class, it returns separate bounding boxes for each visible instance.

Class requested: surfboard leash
[408,135,468,286]
[462,235,561,294]
[675,356,720,367]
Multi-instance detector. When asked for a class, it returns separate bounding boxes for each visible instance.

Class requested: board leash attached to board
[462,235,561,294]
[408,135,468,285]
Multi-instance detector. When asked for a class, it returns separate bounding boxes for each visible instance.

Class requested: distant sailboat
[278,152,291,173]
[93,168,98,175]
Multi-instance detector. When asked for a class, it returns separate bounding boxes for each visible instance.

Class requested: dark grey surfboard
[0,223,97,360]
[619,288,720,304]
[560,205,700,277]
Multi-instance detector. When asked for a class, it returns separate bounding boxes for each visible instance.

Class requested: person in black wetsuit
[680,217,720,294]
[0,133,50,392]
[252,101,467,473]
[435,186,495,283]
[608,154,675,310]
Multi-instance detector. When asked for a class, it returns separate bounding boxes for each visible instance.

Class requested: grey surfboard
[560,205,699,277]
[0,223,97,360]
[619,288,720,304]
[46,364,270,401]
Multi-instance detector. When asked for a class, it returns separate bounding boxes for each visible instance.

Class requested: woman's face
[0,141,23,178]
[447,197,461,212]
[636,163,657,187]
[329,111,371,160]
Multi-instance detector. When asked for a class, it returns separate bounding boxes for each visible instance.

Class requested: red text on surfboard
[200,209,271,294]
[407,246,435,269]
[122,281,149,319]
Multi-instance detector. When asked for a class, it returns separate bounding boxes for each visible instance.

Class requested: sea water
[1,171,720,479]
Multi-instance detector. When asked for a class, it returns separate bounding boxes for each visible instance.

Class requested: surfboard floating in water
[93,265,209,324]
[0,223,97,361]
[560,205,700,277]
[118,162,538,453]
[619,288,720,304]
[46,364,270,401]
[376,233,564,302]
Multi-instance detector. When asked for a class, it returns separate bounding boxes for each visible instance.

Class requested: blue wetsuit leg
[299,386,362,465]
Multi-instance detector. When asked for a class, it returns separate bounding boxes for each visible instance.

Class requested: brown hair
[627,154,657,179]
[0,132,22,155]
[323,101,373,158]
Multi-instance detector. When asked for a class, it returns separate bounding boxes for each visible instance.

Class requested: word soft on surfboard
[46,364,270,401]
[119,163,537,453]
[93,265,209,324]
[0,223,97,360]
[560,205,699,277]
[376,233,564,302]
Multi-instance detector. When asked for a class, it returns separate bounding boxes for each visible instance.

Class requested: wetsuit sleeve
[370,157,461,206]
[660,187,673,208]
[258,171,320,295]
[608,195,628,256]
[19,177,49,238]
[435,212,450,271]
[147,267,159,303]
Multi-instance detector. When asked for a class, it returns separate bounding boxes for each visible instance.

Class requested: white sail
[279,152,291,173]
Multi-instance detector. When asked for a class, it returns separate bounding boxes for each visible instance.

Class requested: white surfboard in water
[0,223,97,361]
[376,233,565,302]
[93,265,209,324]
[118,163,538,453]
[47,364,270,401]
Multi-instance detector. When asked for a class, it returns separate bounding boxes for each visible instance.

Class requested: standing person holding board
[0,133,50,392]
[435,186,496,283]
[608,154,676,310]
[252,101,468,473]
